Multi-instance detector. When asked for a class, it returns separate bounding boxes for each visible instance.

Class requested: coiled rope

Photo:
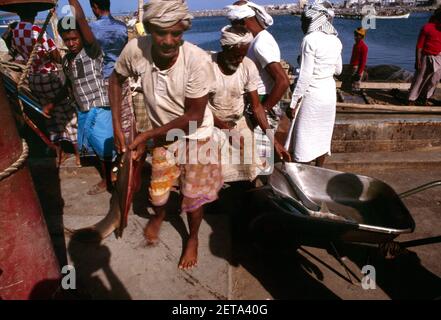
[17,4,59,151]
[0,139,29,182]
[0,3,58,182]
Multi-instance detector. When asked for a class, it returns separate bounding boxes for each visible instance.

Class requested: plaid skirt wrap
[29,72,78,144]
[131,91,152,133]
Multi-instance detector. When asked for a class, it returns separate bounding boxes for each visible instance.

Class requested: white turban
[303,0,337,35]
[143,0,193,29]
[226,1,274,29]
[220,25,253,47]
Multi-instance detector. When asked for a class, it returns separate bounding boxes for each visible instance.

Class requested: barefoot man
[109,0,223,269]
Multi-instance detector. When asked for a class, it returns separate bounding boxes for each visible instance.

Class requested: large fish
[72,118,145,242]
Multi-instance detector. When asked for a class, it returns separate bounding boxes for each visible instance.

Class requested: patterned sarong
[29,72,77,143]
[149,139,223,213]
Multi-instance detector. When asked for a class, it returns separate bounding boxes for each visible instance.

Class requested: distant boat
[372,12,410,19]
[292,11,411,20]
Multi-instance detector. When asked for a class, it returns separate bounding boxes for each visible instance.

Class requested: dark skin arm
[129,95,209,160]
[213,114,233,130]
[261,62,290,112]
[248,90,291,162]
[42,84,69,115]
[415,48,423,71]
[110,71,209,160]
[68,0,97,47]
[109,71,208,160]
[213,113,243,149]
[109,71,126,153]
[50,49,62,64]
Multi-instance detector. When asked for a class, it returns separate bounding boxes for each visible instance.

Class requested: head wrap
[220,25,253,47]
[143,0,193,29]
[303,0,337,35]
[226,1,273,29]
[354,27,366,38]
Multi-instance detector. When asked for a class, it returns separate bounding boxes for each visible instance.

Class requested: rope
[0,139,29,182]
[15,4,59,151]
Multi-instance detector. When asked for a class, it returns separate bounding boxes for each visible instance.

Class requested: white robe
[290,31,343,163]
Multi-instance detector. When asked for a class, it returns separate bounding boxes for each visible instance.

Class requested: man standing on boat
[109,0,223,269]
[226,1,290,172]
[408,8,441,106]
[349,27,368,93]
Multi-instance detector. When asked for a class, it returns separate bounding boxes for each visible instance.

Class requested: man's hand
[415,60,422,71]
[129,131,150,161]
[291,104,300,119]
[114,128,127,154]
[352,72,361,82]
[42,103,54,119]
[274,141,291,162]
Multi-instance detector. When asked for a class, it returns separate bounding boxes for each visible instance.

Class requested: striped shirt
[63,41,109,112]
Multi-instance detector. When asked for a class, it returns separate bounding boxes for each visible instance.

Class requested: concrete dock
[28,149,441,300]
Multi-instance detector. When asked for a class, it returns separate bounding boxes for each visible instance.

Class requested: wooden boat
[0,0,61,300]
[373,12,410,19]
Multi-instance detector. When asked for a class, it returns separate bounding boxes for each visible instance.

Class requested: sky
[54,0,301,16]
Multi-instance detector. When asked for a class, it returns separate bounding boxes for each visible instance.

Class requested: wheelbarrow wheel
[248,212,300,252]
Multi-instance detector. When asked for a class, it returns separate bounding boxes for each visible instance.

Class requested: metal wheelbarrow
[248,162,441,259]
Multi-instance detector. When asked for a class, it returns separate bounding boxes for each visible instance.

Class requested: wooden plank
[335,81,441,90]
[337,102,441,113]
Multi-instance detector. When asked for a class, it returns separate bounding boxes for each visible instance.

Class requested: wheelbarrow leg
[330,242,361,285]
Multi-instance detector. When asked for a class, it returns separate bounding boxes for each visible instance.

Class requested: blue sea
[1,12,430,72]
[184,12,432,72]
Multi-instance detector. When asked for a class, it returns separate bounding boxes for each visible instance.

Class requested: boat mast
[138,0,143,23]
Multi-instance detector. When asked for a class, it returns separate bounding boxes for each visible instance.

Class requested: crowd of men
[2,0,441,269]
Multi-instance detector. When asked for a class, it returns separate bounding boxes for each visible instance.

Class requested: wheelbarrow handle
[399,180,441,199]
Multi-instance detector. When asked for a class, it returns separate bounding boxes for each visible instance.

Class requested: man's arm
[262,62,290,112]
[109,71,127,153]
[41,84,69,115]
[290,38,315,112]
[50,48,62,64]
[129,95,209,160]
[358,45,368,76]
[415,26,426,71]
[213,114,233,130]
[68,0,97,48]
[415,48,423,71]
[248,90,291,161]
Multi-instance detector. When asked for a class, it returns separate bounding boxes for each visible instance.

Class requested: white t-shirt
[115,36,215,140]
[208,53,260,122]
[247,30,281,95]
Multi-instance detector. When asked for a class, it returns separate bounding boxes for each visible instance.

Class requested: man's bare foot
[75,155,81,167]
[178,237,198,270]
[143,217,163,246]
[87,180,107,195]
